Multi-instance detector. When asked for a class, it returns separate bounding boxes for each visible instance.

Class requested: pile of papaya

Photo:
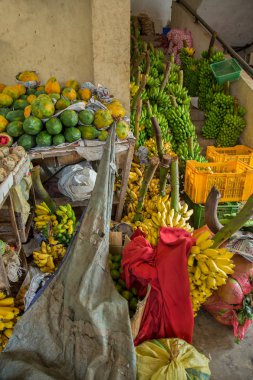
[0,72,130,150]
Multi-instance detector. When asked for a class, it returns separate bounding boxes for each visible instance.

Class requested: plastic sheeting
[0,127,136,380]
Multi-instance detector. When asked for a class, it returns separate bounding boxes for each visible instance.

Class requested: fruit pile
[121,162,194,246]
[109,253,138,317]
[0,145,26,183]
[0,292,20,352]
[0,72,130,150]
[216,109,246,147]
[188,231,234,315]
[144,138,175,158]
[34,202,76,245]
[33,241,67,273]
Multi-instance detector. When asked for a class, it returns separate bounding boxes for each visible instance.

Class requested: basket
[185,195,241,229]
[207,145,253,167]
[184,160,253,203]
[210,58,241,85]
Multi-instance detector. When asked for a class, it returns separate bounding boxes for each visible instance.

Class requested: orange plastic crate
[207,145,253,166]
[184,160,253,203]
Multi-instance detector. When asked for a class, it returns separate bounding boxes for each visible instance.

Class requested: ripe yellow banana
[196,231,211,246]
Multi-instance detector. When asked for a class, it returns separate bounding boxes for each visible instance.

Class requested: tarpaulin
[122,227,195,346]
[0,127,136,379]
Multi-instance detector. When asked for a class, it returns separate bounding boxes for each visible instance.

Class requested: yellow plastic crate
[184,160,253,203]
[207,145,253,166]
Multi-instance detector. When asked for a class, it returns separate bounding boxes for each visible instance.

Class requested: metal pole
[176,0,253,78]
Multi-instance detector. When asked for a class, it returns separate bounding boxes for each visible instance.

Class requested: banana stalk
[31,166,57,214]
[133,156,159,222]
[134,98,142,144]
[170,157,179,213]
[159,155,171,197]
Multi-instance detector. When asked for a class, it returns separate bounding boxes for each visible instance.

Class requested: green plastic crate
[210,58,241,85]
[185,195,241,229]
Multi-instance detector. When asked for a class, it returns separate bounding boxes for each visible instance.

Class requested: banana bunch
[122,196,194,246]
[188,231,234,315]
[33,241,67,273]
[0,292,20,352]
[34,203,76,245]
[144,138,175,158]
[165,83,191,107]
[147,87,171,109]
[130,82,139,98]
[53,204,76,245]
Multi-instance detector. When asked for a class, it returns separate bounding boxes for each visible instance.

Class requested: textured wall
[0,0,130,109]
[92,0,130,110]
[0,0,93,85]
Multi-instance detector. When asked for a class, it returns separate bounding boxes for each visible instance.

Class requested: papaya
[45,77,61,94]
[0,94,13,107]
[98,130,109,141]
[78,110,94,125]
[17,134,36,151]
[15,84,26,96]
[78,88,92,101]
[17,71,39,82]
[78,125,100,140]
[3,86,20,100]
[0,108,10,118]
[36,131,52,147]
[49,93,60,102]
[116,120,130,140]
[24,105,32,118]
[0,84,6,93]
[62,87,77,101]
[94,109,113,129]
[23,116,43,135]
[35,90,46,96]
[65,80,80,91]
[53,134,65,145]
[0,133,13,147]
[0,115,8,132]
[26,88,36,95]
[36,86,45,92]
[31,96,55,119]
[6,121,24,137]
[6,110,25,122]
[45,118,62,135]
[13,99,29,110]
[55,98,70,110]
[60,110,78,127]
[106,100,126,119]
[64,127,81,143]
[27,94,37,104]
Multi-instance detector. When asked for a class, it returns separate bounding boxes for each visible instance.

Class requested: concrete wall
[131,0,172,33]
[171,2,253,147]
[0,0,130,110]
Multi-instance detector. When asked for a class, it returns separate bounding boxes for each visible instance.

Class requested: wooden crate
[29,138,135,221]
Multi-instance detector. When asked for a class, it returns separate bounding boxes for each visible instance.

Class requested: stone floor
[193,310,253,380]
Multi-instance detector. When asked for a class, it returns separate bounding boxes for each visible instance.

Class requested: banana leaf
[0,126,136,379]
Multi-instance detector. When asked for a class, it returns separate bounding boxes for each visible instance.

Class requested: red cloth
[122,227,195,345]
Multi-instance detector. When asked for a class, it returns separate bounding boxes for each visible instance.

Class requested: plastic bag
[136,338,211,380]
[58,161,97,201]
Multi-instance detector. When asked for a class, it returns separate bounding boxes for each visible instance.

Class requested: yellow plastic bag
[136,338,211,380]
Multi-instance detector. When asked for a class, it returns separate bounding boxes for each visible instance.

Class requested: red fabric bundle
[122,227,195,346]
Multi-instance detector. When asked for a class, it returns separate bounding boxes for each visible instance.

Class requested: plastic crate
[184,160,253,203]
[185,195,241,229]
[210,58,241,84]
[207,145,253,167]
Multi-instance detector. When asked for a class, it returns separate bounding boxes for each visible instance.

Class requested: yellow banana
[207,276,217,289]
[191,246,200,255]
[198,262,209,275]
[0,298,14,307]
[206,258,220,272]
[194,266,201,280]
[0,292,6,300]
[188,254,195,267]
[4,328,13,339]
[198,239,214,251]
[196,231,211,246]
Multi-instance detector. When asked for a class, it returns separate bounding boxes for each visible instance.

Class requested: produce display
[0,145,26,183]
[188,231,234,314]
[109,252,138,317]
[0,72,130,150]
[0,292,20,352]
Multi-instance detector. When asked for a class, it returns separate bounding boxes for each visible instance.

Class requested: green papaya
[6,110,25,122]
